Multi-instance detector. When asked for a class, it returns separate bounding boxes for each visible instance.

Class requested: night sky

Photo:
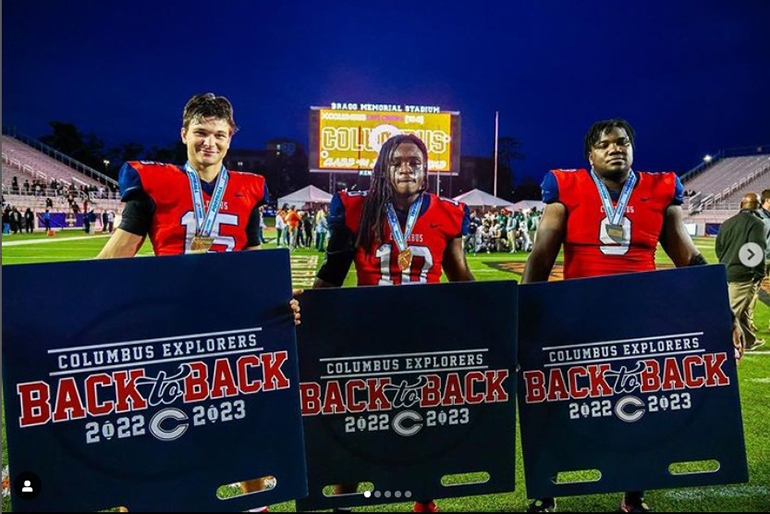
[4,0,770,183]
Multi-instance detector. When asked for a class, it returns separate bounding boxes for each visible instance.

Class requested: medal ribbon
[589,169,637,225]
[184,162,229,237]
[385,195,423,253]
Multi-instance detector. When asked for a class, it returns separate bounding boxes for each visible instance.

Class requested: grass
[1,231,769,512]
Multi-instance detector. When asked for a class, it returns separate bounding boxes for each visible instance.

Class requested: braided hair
[356,134,430,252]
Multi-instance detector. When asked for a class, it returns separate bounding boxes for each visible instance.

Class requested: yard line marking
[664,485,769,499]
[2,234,111,246]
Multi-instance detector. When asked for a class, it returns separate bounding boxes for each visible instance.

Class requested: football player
[97,93,268,257]
[521,119,724,513]
[314,133,474,512]
[96,93,298,509]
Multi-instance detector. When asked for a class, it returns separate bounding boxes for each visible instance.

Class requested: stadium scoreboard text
[309,103,461,175]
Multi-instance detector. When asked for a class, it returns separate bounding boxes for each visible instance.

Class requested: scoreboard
[309,103,461,175]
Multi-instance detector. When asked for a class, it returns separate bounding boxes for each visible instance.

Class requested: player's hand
[732,320,743,363]
[290,289,303,326]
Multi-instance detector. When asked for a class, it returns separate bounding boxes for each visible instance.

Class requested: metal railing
[1,185,120,202]
[2,126,118,187]
[680,145,770,182]
[693,163,769,212]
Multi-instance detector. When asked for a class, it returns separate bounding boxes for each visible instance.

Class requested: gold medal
[398,248,412,271]
[190,235,215,253]
[607,223,624,243]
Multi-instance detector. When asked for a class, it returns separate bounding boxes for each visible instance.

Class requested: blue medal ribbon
[184,162,229,237]
[385,195,423,254]
[589,169,637,226]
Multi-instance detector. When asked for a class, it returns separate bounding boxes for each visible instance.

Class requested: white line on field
[2,235,111,246]
[664,485,769,499]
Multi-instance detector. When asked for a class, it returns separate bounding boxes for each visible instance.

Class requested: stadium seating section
[682,153,770,224]
[2,135,123,220]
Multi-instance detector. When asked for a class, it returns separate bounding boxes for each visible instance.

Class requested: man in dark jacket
[716,193,768,351]
[11,207,22,234]
[24,208,35,233]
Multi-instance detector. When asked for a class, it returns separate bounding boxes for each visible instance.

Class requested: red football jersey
[119,161,268,255]
[335,192,469,285]
[543,169,683,279]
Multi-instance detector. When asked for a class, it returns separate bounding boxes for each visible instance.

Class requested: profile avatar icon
[15,472,42,499]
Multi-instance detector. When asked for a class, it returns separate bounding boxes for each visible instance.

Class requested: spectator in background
[480,219,493,253]
[490,219,503,252]
[466,209,481,254]
[23,179,30,195]
[255,206,264,244]
[24,208,35,233]
[287,205,301,250]
[258,206,267,244]
[2,207,10,234]
[303,210,314,249]
[275,205,286,247]
[716,192,767,352]
[83,208,92,234]
[102,211,109,232]
[521,217,532,251]
[11,207,22,234]
[11,177,19,195]
[107,210,115,233]
[748,189,770,332]
[527,208,541,249]
[315,209,328,252]
[506,211,519,253]
[496,209,507,234]
[297,211,306,247]
[315,205,328,251]
[43,209,51,232]
[45,197,53,209]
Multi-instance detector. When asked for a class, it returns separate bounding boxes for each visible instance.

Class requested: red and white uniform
[541,168,684,279]
[332,192,469,285]
[119,161,268,255]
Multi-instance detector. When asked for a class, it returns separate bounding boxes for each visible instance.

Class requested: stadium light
[103,159,110,173]
[703,155,712,163]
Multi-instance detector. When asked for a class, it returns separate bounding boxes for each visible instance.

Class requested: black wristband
[688,253,708,267]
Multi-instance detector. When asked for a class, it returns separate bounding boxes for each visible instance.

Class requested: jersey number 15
[181,212,238,252]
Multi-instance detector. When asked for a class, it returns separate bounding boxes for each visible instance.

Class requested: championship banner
[296,281,517,511]
[517,266,748,499]
[2,250,308,512]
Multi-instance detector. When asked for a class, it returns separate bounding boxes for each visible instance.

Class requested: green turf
[1,233,768,512]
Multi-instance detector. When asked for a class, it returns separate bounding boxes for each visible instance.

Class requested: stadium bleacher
[2,134,123,229]
[1,135,113,189]
[681,150,770,227]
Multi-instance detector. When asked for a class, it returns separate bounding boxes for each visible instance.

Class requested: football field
[2,229,769,512]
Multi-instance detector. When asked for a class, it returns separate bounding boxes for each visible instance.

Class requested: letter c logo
[392,410,423,437]
[614,395,645,423]
[149,408,189,441]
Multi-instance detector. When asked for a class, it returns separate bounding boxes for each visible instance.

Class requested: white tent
[453,189,514,209]
[512,200,544,212]
[277,185,333,208]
